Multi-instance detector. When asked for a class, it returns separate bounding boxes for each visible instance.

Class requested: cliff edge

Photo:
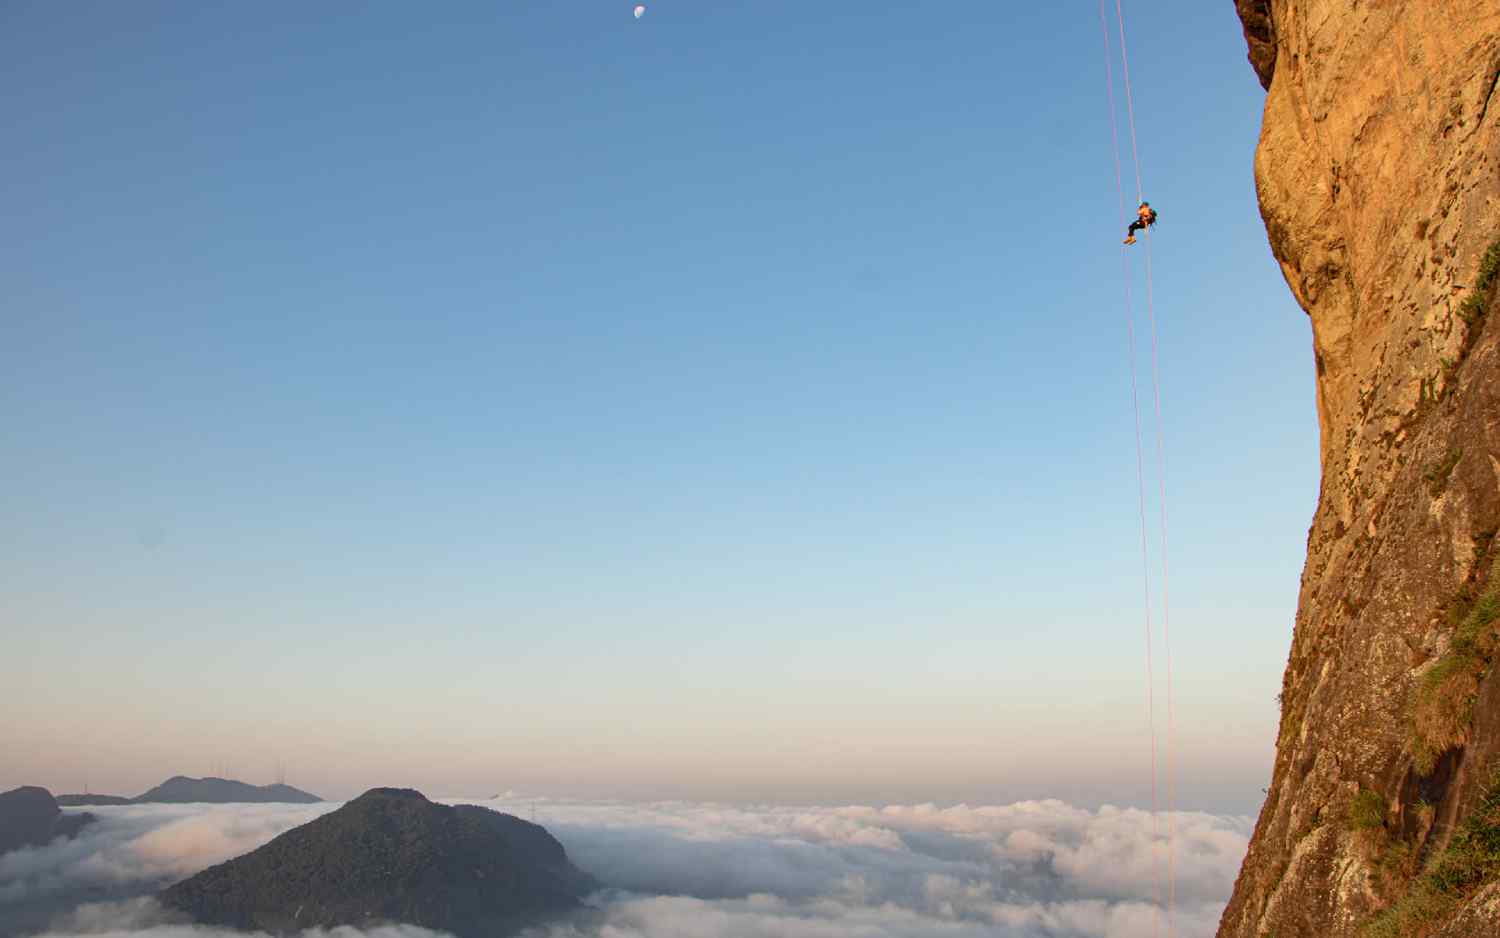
[1221,2,1500,937]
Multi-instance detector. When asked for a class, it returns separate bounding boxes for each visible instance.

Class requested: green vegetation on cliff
[1365,768,1500,938]
[1411,557,1500,774]
[1349,789,1388,833]
[1456,240,1500,328]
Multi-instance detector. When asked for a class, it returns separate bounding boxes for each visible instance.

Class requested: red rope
[1145,211,1178,938]
[1111,1,1177,932]
[1114,0,1144,205]
[1097,5,1163,937]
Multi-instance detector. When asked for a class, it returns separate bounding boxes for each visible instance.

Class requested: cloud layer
[503,795,1249,938]
[3,796,1250,938]
[0,804,335,905]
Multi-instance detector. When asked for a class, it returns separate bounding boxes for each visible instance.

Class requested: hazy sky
[2,1,1313,812]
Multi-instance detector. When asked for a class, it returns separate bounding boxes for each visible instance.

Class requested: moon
[633,5,646,18]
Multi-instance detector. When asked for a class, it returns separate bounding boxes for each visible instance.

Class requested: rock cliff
[1221,2,1500,937]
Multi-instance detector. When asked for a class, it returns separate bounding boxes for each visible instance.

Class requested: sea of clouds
[1,795,1251,938]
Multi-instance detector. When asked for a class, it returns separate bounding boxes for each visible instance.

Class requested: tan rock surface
[1432,882,1500,937]
[1220,1,1500,936]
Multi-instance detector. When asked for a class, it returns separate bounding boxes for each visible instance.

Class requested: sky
[1,1,1314,813]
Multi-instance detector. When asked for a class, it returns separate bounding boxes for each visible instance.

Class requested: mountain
[0,787,94,856]
[51,777,320,805]
[1220,3,1500,937]
[54,794,132,806]
[159,788,594,937]
[133,776,322,804]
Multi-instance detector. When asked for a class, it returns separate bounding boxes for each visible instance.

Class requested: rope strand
[1144,225,1178,935]
[1097,6,1163,936]
[1114,0,1144,205]
[1110,2,1176,932]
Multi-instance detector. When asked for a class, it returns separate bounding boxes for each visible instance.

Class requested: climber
[1123,201,1157,245]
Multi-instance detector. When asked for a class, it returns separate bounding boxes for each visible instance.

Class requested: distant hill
[55,793,132,806]
[159,788,594,937]
[134,776,322,804]
[53,777,320,806]
[0,787,94,855]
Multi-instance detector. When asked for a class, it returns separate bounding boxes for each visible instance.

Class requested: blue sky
[2,1,1313,812]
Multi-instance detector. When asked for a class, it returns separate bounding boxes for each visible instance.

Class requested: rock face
[159,788,594,937]
[133,776,322,804]
[1234,0,1276,90]
[0,787,94,855]
[1220,2,1500,937]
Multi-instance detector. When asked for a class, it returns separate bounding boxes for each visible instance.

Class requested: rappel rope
[1099,1,1176,936]
[1112,0,1144,205]
[1114,0,1178,927]
[1143,168,1178,938]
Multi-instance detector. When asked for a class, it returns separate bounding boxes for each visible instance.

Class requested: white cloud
[0,805,335,905]
[3,796,1250,938]
[41,900,451,938]
[523,893,1230,938]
